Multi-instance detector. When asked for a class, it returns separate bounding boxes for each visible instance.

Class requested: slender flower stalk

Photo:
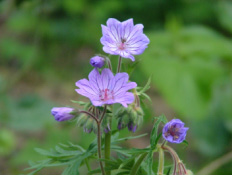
[97,122,105,175]
[101,105,111,175]
[105,56,112,71]
[104,125,112,175]
[80,107,107,175]
[161,145,187,175]
[117,56,122,73]
[158,147,164,175]
[79,110,98,123]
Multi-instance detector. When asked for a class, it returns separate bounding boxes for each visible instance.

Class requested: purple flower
[75,68,137,107]
[90,56,105,68]
[100,18,150,61]
[51,107,76,122]
[162,119,189,144]
[128,122,137,133]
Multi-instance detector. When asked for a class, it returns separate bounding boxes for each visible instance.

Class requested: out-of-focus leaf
[0,129,16,156]
[6,94,54,131]
[141,26,228,120]
[216,1,232,34]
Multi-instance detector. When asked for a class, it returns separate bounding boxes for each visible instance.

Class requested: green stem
[97,123,105,175]
[104,129,111,175]
[117,56,122,73]
[158,147,164,175]
[130,152,148,175]
[96,105,108,175]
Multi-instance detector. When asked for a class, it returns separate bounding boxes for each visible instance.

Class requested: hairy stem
[197,151,232,175]
[104,128,111,175]
[105,56,112,71]
[117,56,122,73]
[97,123,105,175]
[96,105,108,175]
[130,152,148,175]
[79,110,98,123]
[158,147,164,175]
[161,145,179,175]
[80,107,107,175]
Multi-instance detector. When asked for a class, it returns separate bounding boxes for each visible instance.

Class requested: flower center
[100,89,114,101]
[165,126,180,140]
[118,43,125,50]
[118,38,127,50]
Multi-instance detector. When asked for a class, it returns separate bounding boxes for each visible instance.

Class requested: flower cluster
[50,18,189,141]
[36,18,191,175]
[51,18,149,131]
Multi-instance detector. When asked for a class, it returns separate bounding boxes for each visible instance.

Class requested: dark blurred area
[0,0,232,174]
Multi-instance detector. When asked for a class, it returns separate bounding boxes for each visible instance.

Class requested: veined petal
[101,68,114,90]
[76,68,136,108]
[119,51,135,61]
[101,18,149,60]
[127,24,144,41]
[114,92,135,107]
[121,18,134,40]
[75,79,98,95]
[112,72,129,92]
[88,68,101,92]
[114,82,137,96]
[106,18,121,43]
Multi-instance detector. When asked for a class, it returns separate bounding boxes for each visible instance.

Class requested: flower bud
[51,107,77,122]
[90,56,105,68]
[116,102,144,132]
[83,117,96,134]
[127,122,137,133]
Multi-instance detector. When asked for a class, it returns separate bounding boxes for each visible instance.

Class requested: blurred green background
[0,0,232,174]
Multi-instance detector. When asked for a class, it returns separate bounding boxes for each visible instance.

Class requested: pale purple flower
[75,68,137,107]
[90,56,105,68]
[51,107,76,122]
[100,18,150,61]
[162,119,189,144]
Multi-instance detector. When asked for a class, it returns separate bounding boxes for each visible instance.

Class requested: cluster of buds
[117,93,144,132]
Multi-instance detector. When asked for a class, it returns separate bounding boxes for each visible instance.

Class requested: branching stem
[80,107,108,175]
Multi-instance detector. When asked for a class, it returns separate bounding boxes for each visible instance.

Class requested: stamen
[100,89,114,101]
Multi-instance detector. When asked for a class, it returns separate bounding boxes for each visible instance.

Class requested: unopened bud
[51,107,77,122]
[90,56,105,68]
